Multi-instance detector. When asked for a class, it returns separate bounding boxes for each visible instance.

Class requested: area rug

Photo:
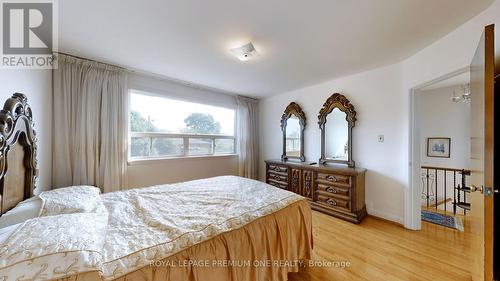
[421,210,464,231]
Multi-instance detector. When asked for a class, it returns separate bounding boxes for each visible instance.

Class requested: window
[129,91,236,160]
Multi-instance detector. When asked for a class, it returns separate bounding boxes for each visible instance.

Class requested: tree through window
[129,91,236,159]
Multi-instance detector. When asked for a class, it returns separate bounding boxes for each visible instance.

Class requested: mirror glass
[325,108,348,160]
[285,116,301,157]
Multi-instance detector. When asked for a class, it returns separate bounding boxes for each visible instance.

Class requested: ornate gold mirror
[318,93,356,167]
[281,102,306,162]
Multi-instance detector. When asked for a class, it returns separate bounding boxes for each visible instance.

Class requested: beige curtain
[236,96,259,179]
[52,54,128,193]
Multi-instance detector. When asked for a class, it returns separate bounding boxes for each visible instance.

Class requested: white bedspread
[0,206,108,280]
[0,176,304,280]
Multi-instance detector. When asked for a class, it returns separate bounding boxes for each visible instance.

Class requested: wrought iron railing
[421,166,471,215]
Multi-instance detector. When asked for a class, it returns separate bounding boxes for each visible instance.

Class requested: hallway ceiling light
[451,83,471,103]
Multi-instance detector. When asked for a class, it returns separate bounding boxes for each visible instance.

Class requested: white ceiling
[59,0,494,98]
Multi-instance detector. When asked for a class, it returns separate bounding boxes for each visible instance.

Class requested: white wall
[401,0,500,88]
[418,86,470,169]
[260,63,407,223]
[401,0,500,227]
[0,70,52,193]
[259,0,500,225]
[126,72,239,188]
[128,72,236,109]
[127,156,238,187]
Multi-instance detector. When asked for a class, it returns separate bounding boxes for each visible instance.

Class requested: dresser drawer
[267,173,287,182]
[268,165,288,174]
[268,180,288,190]
[317,173,350,187]
[317,183,349,197]
[265,160,366,223]
[266,163,289,188]
[317,194,350,212]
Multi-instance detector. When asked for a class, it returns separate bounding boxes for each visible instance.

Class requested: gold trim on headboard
[0,93,37,215]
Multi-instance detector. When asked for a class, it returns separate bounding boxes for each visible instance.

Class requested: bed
[0,94,313,281]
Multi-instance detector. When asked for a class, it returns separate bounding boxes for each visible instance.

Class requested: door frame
[406,66,470,230]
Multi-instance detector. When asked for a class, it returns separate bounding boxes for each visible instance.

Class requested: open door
[469,24,495,281]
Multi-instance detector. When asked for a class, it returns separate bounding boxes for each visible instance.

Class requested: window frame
[128,91,237,162]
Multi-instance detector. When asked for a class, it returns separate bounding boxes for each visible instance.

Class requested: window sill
[128,154,238,166]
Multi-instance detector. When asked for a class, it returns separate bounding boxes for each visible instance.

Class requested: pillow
[0,222,22,243]
[0,196,42,229]
[39,185,102,217]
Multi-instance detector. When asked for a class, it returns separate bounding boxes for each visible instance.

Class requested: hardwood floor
[289,211,472,281]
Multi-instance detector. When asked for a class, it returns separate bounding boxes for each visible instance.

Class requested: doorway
[410,68,473,231]
[408,25,496,280]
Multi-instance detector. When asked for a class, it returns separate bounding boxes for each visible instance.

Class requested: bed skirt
[57,200,312,281]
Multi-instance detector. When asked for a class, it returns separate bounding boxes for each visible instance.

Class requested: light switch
[378,135,384,143]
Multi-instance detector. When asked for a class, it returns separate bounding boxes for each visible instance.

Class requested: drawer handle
[326,175,337,182]
[273,175,281,181]
[274,167,282,172]
[326,198,337,206]
[326,187,337,194]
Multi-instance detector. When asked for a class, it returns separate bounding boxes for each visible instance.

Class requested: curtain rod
[54,51,125,69]
[54,51,253,98]
[237,95,259,101]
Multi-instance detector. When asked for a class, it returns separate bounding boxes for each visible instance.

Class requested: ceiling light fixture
[230,42,258,61]
[451,83,471,103]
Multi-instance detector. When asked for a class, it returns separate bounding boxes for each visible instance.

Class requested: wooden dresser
[265,159,367,223]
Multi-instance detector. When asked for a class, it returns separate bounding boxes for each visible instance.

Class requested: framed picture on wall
[427,137,451,158]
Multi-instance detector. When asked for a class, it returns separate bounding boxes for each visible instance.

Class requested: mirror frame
[318,93,357,167]
[281,102,306,162]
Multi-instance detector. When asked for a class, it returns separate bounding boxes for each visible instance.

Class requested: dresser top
[265,159,367,175]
